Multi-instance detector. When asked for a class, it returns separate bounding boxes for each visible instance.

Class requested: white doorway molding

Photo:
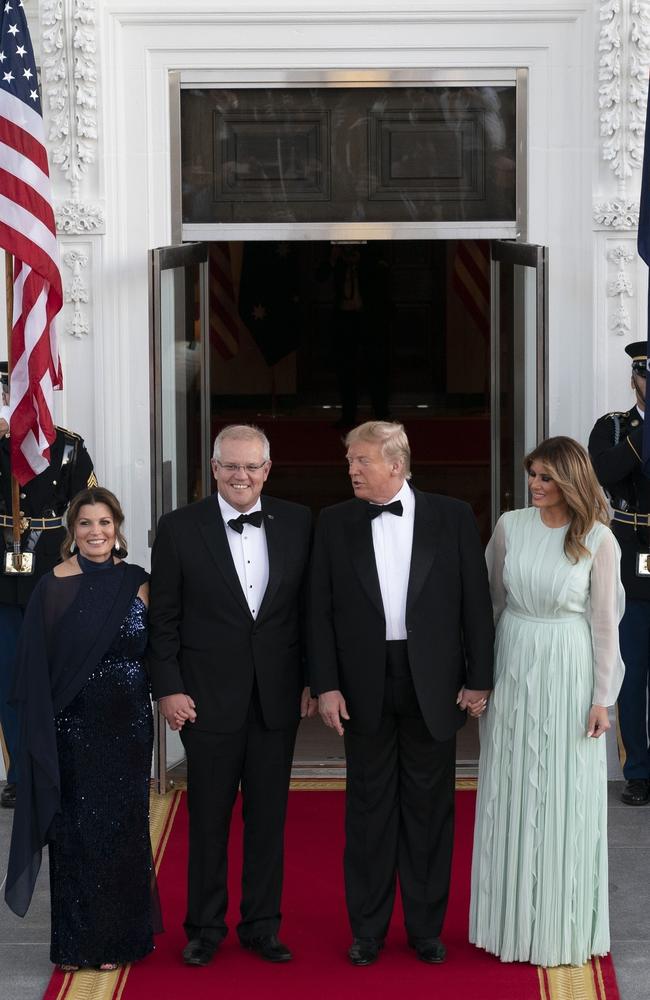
[32,0,597,568]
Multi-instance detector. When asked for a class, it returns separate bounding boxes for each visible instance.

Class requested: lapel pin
[267,514,274,520]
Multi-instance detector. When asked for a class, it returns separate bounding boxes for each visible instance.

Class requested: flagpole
[4,251,22,570]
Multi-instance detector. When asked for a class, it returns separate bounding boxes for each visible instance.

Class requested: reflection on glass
[160,261,205,507]
[181,86,516,224]
[496,262,515,516]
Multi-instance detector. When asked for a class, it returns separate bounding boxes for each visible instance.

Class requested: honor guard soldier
[588,340,650,806]
[0,362,97,808]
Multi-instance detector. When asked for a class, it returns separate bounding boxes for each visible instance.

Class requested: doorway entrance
[150,238,546,529]
[149,236,547,788]
[210,239,492,533]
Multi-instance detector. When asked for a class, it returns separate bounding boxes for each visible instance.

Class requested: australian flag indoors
[238,242,302,366]
[638,76,650,474]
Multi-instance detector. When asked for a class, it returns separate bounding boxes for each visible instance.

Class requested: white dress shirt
[370,479,415,640]
[218,494,269,619]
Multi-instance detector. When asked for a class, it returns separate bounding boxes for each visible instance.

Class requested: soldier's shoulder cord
[604,410,631,446]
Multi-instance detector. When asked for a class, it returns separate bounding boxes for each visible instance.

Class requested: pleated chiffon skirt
[469,608,610,968]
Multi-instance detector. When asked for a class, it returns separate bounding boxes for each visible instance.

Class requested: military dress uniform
[588,341,650,806]
[0,428,96,806]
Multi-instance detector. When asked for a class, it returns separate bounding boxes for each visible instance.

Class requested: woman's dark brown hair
[61,487,128,560]
[524,436,609,563]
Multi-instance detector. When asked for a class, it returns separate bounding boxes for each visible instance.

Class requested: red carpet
[44,787,620,1000]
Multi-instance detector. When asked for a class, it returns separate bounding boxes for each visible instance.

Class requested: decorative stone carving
[595,0,650,228]
[606,244,635,337]
[63,249,90,339]
[40,0,97,198]
[599,1,624,180]
[598,0,649,182]
[593,198,640,229]
[55,198,105,234]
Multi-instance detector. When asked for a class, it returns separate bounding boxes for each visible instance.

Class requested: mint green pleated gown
[469,507,624,968]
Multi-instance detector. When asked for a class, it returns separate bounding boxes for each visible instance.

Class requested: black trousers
[180,689,298,945]
[343,641,456,941]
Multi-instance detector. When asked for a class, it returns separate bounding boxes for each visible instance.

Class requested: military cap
[625,340,648,377]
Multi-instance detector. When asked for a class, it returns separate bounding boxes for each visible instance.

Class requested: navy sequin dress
[49,592,155,967]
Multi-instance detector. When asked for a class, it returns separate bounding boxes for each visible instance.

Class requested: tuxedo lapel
[196,497,252,618]
[256,501,285,621]
[344,501,384,619]
[406,488,439,612]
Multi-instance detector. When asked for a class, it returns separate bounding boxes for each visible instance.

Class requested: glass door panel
[149,241,209,791]
[490,240,548,523]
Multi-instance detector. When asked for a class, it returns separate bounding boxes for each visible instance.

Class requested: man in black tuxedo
[309,421,494,966]
[148,424,315,967]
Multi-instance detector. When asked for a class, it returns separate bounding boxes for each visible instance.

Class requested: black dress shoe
[0,783,15,809]
[182,939,219,966]
[241,934,292,963]
[408,936,447,964]
[621,778,650,806]
[348,937,382,966]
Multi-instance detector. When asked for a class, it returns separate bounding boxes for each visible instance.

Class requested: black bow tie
[367,500,403,520]
[228,511,264,533]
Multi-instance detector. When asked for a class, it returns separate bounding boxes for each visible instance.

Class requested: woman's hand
[159,693,197,731]
[457,686,490,718]
[587,705,610,738]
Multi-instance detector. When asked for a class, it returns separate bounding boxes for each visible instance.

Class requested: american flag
[0,1,63,485]
[452,240,490,343]
[209,242,240,360]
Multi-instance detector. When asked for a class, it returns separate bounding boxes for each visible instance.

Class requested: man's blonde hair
[345,421,411,479]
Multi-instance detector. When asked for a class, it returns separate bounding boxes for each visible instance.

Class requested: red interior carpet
[43,788,621,1000]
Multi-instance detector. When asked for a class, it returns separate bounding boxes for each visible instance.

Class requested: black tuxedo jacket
[148,493,312,733]
[308,487,494,740]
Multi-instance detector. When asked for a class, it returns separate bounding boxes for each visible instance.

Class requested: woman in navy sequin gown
[5,487,159,971]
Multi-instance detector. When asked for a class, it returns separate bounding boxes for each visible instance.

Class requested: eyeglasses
[214,461,268,473]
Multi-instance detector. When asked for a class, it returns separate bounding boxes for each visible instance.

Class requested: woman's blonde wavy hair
[524,436,609,564]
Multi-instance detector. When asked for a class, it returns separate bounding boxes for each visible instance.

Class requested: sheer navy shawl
[4,562,148,917]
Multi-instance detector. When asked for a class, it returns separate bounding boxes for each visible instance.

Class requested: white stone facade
[18,0,644,568]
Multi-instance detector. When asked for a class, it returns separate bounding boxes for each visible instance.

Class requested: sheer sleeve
[485,515,507,626]
[589,528,625,707]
